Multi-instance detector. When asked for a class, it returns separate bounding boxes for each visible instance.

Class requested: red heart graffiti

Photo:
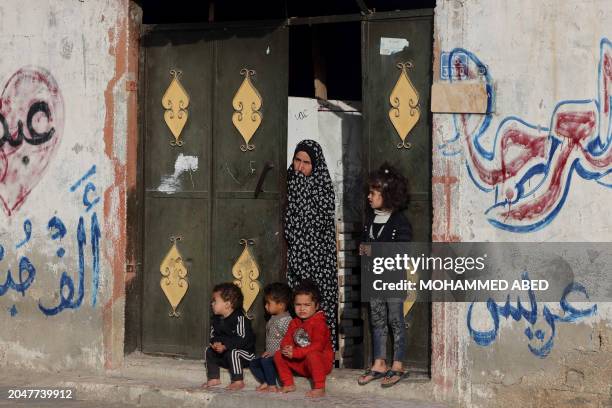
[0,67,64,216]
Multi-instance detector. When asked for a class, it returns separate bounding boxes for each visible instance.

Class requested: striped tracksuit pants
[205,347,255,381]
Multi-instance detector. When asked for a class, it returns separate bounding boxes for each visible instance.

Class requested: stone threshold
[98,352,446,406]
[0,352,452,407]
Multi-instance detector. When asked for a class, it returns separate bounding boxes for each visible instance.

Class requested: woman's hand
[262,351,272,358]
[281,345,293,359]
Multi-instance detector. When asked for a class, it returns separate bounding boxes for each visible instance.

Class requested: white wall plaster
[0,0,128,371]
[434,0,612,405]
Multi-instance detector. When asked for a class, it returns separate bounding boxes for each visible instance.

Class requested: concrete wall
[432,1,612,406]
[0,0,139,372]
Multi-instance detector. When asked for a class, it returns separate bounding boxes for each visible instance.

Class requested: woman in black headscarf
[285,139,338,351]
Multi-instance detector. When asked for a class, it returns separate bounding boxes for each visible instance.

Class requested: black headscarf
[285,139,338,350]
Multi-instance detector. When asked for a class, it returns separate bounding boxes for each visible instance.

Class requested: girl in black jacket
[358,163,412,388]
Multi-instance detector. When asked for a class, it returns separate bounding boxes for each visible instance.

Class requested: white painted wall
[0,0,132,371]
[433,1,612,406]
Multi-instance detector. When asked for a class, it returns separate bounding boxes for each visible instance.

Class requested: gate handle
[254,161,275,198]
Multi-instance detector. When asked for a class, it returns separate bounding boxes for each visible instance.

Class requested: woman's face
[293,151,313,177]
[368,187,384,210]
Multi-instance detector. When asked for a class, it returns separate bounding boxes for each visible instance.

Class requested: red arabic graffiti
[443,39,612,232]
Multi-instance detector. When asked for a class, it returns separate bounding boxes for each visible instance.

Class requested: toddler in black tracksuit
[203,282,256,390]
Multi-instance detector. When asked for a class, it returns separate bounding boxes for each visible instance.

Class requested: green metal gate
[140,23,288,358]
[362,10,433,372]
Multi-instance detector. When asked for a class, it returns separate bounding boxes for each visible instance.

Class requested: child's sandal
[357,369,386,385]
[381,370,407,388]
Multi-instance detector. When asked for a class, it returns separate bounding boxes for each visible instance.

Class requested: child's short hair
[264,282,292,306]
[212,282,243,311]
[292,279,321,305]
[367,162,409,211]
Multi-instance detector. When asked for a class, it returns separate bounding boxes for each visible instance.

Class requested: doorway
[126,0,433,374]
[286,12,433,372]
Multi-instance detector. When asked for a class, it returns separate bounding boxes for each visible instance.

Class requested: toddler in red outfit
[274,279,334,398]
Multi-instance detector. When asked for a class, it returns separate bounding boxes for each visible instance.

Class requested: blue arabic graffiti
[0,252,36,297]
[467,272,597,358]
[91,213,100,306]
[15,219,32,249]
[83,182,101,212]
[441,38,612,233]
[38,216,86,315]
[38,165,101,315]
[69,165,97,192]
[48,216,67,240]
[0,165,102,316]
[48,216,67,258]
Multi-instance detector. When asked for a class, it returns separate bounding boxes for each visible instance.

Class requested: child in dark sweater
[358,163,412,388]
[203,282,256,390]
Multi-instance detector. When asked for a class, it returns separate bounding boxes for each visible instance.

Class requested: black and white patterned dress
[285,139,338,351]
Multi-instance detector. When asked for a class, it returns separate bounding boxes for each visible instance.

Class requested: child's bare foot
[306,388,326,398]
[201,379,221,388]
[267,385,279,393]
[255,383,268,392]
[280,385,296,393]
[226,380,245,391]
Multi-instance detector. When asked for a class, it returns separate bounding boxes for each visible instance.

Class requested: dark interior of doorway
[289,22,361,101]
[140,0,434,102]
[138,0,437,101]
[139,0,437,24]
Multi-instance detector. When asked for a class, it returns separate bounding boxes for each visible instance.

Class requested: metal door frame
[361,9,434,375]
[126,11,434,366]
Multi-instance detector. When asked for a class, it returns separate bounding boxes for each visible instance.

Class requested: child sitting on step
[274,279,334,398]
[250,282,293,392]
[203,282,256,390]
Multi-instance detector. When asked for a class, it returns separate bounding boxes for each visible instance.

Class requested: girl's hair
[292,279,321,305]
[212,282,244,311]
[263,282,292,306]
[367,162,410,211]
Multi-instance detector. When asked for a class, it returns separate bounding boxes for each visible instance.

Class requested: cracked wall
[432,1,612,406]
[0,0,139,372]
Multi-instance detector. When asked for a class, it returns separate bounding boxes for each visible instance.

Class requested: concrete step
[103,353,445,405]
[58,374,450,408]
[0,356,451,408]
